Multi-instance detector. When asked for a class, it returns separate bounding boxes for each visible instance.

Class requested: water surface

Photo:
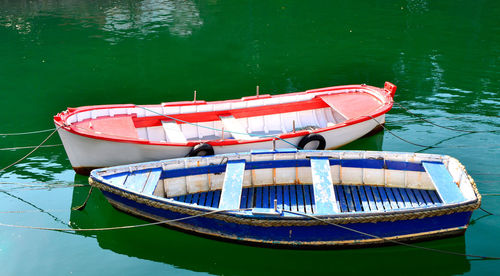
[0,1,499,275]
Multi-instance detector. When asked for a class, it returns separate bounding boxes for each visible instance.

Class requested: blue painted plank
[350,186,363,212]
[405,189,419,207]
[240,187,249,208]
[192,193,200,205]
[199,192,207,207]
[185,194,193,204]
[363,186,377,211]
[296,185,306,213]
[213,190,221,208]
[104,172,129,187]
[247,187,255,208]
[289,185,298,212]
[205,191,213,207]
[390,188,404,209]
[358,186,370,211]
[255,187,263,208]
[283,185,290,211]
[303,185,313,213]
[428,190,442,204]
[262,186,270,209]
[384,187,399,210]
[141,168,162,195]
[422,162,465,204]
[335,185,349,212]
[420,189,433,205]
[123,171,150,192]
[310,157,339,214]
[269,186,276,209]
[276,186,283,210]
[377,187,392,210]
[369,186,384,211]
[219,160,246,210]
[412,189,426,206]
[308,185,316,213]
[343,185,355,212]
[177,195,185,202]
[397,188,412,208]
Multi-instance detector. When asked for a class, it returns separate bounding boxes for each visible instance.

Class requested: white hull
[57,115,384,171]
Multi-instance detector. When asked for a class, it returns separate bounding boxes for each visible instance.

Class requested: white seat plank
[142,168,162,195]
[422,162,465,204]
[219,115,253,140]
[162,121,187,143]
[219,160,246,210]
[311,157,340,214]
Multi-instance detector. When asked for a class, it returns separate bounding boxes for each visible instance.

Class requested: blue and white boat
[89,150,481,248]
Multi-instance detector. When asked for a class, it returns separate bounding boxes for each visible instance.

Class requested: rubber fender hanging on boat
[297,133,326,150]
[187,143,215,157]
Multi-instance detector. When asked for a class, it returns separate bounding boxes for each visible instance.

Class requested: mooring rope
[0,208,249,232]
[285,210,500,260]
[134,105,302,149]
[367,115,434,148]
[0,144,62,151]
[0,126,62,173]
[0,209,68,214]
[0,127,57,136]
[393,102,500,133]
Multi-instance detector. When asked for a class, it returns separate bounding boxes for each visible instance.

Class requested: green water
[0,0,499,275]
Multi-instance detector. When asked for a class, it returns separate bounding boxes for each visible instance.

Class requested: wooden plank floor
[171,184,443,213]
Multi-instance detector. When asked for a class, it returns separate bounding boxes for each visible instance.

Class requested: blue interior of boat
[170,184,442,213]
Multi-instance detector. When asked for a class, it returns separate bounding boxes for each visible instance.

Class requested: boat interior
[97,151,476,215]
[65,91,385,143]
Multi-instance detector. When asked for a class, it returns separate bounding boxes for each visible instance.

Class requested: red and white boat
[54,82,397,174]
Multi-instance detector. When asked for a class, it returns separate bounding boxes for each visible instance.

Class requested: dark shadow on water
[338,130,384,151]
[70,179,471,275]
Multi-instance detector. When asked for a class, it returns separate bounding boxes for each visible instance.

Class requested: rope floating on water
[0,144,62,151]
[0,126,62,173]
[393,102,500,133]
[0,208,249,232]
[285,210,500,260]
[367,115,434,148]
[0,127,57,136]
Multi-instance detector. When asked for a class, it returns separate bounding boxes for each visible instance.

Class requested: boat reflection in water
[70,175,471,275]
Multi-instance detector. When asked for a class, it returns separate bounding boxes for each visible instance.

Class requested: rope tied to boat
[284,210,500,260]
[393,101,500,133]
[0,127,57,136]
[367,115,434,148]
[0,126,62,174]
[0,144,62,151]
[0,207,250,232]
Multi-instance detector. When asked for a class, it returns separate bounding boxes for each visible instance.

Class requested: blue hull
[101,190,472,247]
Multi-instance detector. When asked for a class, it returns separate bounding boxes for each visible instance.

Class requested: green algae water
[1,0,499,275]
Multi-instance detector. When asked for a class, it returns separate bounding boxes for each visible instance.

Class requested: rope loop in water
[0,128,57,136]
[393,101,500,133]
[0,126,62,173]
[367,115,434,148]
[0,207,249,232]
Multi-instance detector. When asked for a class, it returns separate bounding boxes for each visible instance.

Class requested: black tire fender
[187,143,215,157]
[297,133,326,150]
